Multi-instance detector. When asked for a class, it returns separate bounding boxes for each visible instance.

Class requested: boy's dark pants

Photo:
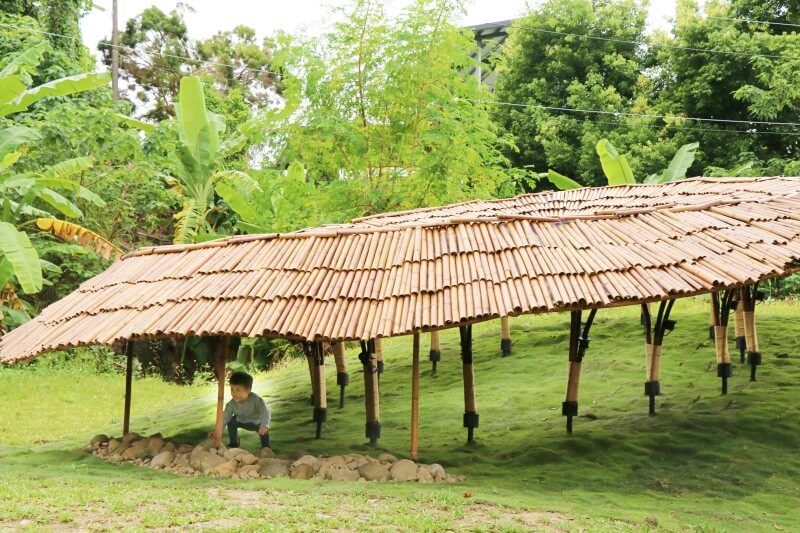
[227,415,270,448]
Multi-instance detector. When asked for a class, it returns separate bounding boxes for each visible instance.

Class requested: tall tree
[268,0,514,221]
[493,0,670,186]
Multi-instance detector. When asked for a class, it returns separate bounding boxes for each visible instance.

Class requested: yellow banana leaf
[35,218,123,261]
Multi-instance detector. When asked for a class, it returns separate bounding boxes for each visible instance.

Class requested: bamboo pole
[375,337,384,380]
[306,350,317,406]
[500,316,512,356]
[429,330,441,375]
[360,340,381,444]
[741,285,762,381]
[313,341,327,439]
[122,341,133,435]
[333,342,349,408]
[410,332,420,461]
[711,291,734,394]
[213,337,229,449]
[460,325,479,442]
[708,296,716,340]
[563,311,582,433]
[733,295,747,364]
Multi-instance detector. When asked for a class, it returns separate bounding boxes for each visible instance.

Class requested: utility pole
[111,0,119,100]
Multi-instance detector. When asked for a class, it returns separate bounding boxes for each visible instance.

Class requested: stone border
[85,433,463,483]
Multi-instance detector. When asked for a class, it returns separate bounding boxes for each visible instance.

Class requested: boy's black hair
[229,371,253,389]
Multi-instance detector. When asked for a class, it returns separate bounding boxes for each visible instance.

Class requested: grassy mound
[1,297,799,531]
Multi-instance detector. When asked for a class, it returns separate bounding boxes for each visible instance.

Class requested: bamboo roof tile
[3,177,800,363]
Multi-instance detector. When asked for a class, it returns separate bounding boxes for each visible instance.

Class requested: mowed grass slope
[1,297,799,531]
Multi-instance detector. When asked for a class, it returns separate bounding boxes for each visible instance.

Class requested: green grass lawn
[1,297,799,531]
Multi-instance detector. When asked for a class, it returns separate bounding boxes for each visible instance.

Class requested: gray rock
[320,464,360,481]
[288,449,308,460]
[259,459,290,478]
[236,452,258,466]
[190,448,226,473]
[90,434,109,446]
[145,437,165,456]
[209,459,238,477]
[177,444,194,454]
[223,448,246,460]
[426,463,446,482]
[121,432,141,446]
[359,462,390,481]
[378,453,398,464]
[293,455,321,472]
[344,454,369,469]
[120,440,148,460]
[150,450,175,469]
[417,465,433,484]
[163,442,176,452]
[324,455,346,466]
[291,463,315,480]
[239,464,260,478]
[390,459,418,482]
[258,447,276,459]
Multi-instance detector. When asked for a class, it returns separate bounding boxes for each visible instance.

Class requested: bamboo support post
[359,340,381,444]
[741,285,762,381]
[460,325,479,442]
[708,297,716,340]
[410,332,420,461]
[500,316,512,356]
[306,350,317,406]
[333,342,349,408]
[564,309,598,432]
[375,337,384,381]
[711,291,734,394]
[642,300,675,415]
[733,296,747,364]
[122,341,133,435]
[213,337,230,449]
[312,341,327,439]
[429,330,441,375]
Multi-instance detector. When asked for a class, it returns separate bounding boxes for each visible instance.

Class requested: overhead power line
[705,14,800,30]
[459,97,800,128]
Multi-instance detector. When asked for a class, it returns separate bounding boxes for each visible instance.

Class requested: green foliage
[269,0,514,218]
[544,169,582,190]
[644,142,699,183]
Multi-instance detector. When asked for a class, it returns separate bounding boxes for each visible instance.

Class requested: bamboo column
[733,292,747,364]
[741,285,762,381]
[460,325,479,442]
[213,337,230,449]
[429,330,441,375]
[122,341,134,435]
[708,296,716,340]
[563,309,598,433]
[306,349,317,406]
[333,341,349,408]
[359,339,381,444]
[312,341,327,439]
[500,316,511,357]
[410,332,420,461]
[500,316,512,356]
[375,337,385,381]
[642,299,676,415]
[710,291,734,395]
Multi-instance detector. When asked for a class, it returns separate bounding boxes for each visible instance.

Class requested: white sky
[81,0,678,59]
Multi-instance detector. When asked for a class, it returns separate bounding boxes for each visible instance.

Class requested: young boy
[213,371,271,449]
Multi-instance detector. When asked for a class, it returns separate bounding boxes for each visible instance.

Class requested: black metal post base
[747,351,762,381]
[429,349,440,375]
[717,363,732,395]
[736,337,746,364]
[644,381,660,416]
[463,411,479,442]
[501,338,512,357]
[562,401,578,434]
[313,407,327,439]
[365,420,381,444]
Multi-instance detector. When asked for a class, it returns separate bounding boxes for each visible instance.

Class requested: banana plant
[164,76,257,244]
[0,42,110,328]
[546,139,699,190]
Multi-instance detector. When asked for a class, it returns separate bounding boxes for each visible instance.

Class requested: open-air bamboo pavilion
[3,176,800,458]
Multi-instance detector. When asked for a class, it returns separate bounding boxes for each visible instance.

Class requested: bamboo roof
[2,177,800,363]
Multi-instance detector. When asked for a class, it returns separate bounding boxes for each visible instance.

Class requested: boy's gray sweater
[222,392,271,427]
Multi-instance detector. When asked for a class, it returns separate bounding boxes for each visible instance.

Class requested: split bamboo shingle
[3,177,800,363]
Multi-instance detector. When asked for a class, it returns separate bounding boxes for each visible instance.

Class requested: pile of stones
[85,433,462,483]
